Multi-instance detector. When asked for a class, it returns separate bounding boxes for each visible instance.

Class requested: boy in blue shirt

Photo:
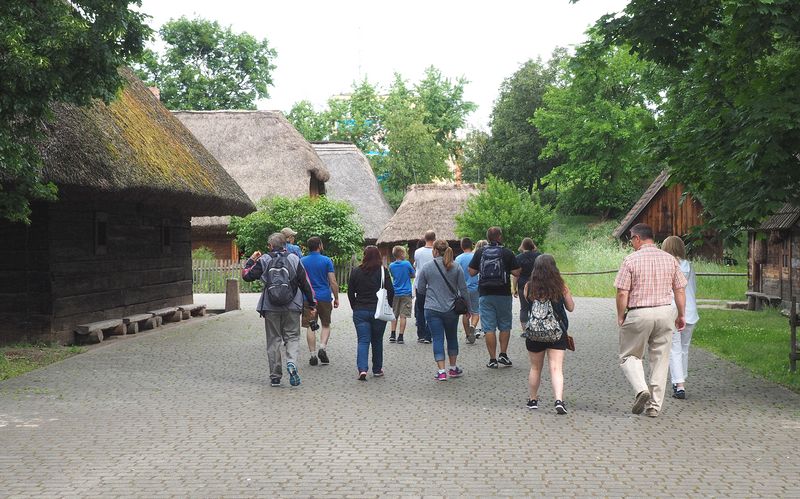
[300,236,339,365]
[389,246,415,344]
[455,237,481,344]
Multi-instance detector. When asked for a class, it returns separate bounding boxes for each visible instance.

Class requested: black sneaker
[417,338,425,343]
[555,400,567,415]
[487,359,498,369]
[526,399,538,410]
[389,333,396,343]
[318,348,329,365]
[673,389,686,399]
[397,335,404,344]
[270,378,281,387]
[498,353,512,367]
[422,338,432,344]
[309,355,318,366]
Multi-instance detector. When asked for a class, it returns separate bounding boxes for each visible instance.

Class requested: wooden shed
[376,183,480,262]
[613,171,722,260]
[311,142,394,245]
[748,204,800,309]
[173,110,330,260]
[0,69,254,345]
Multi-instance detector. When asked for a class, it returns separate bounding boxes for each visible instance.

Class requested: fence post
[791,296,797,373]
[225,278,240,312]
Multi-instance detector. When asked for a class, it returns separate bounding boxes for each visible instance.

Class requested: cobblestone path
[1,297,798,497]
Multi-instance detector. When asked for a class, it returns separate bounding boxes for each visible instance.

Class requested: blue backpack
[479,245,507,287]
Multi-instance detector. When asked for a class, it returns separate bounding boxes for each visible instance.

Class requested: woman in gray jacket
[416,239,472,381]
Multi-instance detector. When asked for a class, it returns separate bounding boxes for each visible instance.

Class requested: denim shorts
[479,295,513,333]
[468,290,480,314]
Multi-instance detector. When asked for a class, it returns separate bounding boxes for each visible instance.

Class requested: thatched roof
[613,170,670,239]
[377,183,480,245]
[757,203,800,230]
[37,68,254,216]
[173,110,330,229]
[312,142,394,241]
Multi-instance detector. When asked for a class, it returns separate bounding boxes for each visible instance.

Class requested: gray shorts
[468,290,480,315]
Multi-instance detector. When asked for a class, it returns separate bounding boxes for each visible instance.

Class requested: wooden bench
[122,313,159,334]
[75,319,124,344]
[147,307,182,323]
[177,304,207,320]
[745,291,782,311]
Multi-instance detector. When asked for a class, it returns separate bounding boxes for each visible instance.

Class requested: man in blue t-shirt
[455,237,480,344]
[388,245,415,344]
[282,227,303,258]
[300,236,339,366]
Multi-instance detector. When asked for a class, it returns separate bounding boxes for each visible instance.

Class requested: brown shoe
[632,390,651,414]
[466,325,476,344]
[645,408,659,417]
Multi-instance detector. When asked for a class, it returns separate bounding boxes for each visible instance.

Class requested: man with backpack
[242,232,317,387]
[468,227,521,368]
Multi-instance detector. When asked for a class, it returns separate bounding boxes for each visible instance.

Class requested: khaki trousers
[619,305,676,412]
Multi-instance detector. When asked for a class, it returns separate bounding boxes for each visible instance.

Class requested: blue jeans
[425,309,459,362]
[352,309,386,373]
[414,292,431,341]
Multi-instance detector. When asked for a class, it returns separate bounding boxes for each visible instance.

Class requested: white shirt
[673,259,699,324]
[413,246,434,290]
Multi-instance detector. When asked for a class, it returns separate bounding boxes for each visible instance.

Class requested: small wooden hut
[173,111,330,260]
[376,183,480,262]
[0,69,253,345]
[748,204,800,309]
[311,142,394,245]
[613,171,722,260]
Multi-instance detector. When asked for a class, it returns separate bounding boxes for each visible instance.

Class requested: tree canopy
[135,16,277,110]
[0,0,150,223]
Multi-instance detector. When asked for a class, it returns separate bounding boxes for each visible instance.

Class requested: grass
[0,344,84,381]
[692,308,799,392]
[542,215,748,300]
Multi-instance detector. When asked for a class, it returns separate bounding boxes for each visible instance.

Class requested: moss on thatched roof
[377,183,480,245]
[37,68,254,216]
[312,142,393,241]
[174,110,330,229]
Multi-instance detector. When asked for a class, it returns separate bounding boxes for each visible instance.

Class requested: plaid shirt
[614,244,687,308]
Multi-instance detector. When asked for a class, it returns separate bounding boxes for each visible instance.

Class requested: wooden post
[791,296,797,374]
[225,278,240,312]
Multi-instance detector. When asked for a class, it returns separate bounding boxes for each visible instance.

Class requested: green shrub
[191,246,216,260]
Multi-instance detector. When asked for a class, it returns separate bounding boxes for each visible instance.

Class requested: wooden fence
[192,256,358,294]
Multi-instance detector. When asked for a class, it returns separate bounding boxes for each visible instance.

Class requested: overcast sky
[137,0,629,130]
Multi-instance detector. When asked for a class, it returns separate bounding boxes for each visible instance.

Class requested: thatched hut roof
[173,110,330,230]
[312,142,394,242]
[377,183,480,245]
[613,170,670,239]
[37,68,254,216]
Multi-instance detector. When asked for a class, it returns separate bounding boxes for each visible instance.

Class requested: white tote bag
[375,267,396,322]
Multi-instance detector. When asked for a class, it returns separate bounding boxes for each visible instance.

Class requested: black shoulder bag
[434,261,469,315]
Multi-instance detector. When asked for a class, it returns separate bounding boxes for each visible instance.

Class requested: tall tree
[486,50,567,193]
[326,78,384,154]
[461,129,491,184]
[592,0,800,231]
[135,17,276,110]
[286,100,329,142]
[414,66,477,158]
[0,0,150,223]
[533,38,662,218]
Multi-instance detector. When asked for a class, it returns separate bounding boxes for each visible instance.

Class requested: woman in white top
[662,236,699,400]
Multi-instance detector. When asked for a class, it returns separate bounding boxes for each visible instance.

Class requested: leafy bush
[191,246,216,260]
[229,196,364,259]
[455,175,553,251]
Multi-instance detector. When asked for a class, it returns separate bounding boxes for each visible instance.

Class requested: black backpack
[263,251,298,306]
[479,244,506,287]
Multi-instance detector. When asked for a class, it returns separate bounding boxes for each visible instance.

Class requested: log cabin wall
[750,227,799,308]
[191,231,239,261]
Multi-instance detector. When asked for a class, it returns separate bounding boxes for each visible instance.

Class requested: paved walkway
[1,297,798,497]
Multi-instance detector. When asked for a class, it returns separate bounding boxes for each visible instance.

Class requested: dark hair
[424,230,436,242]
[519,237,536,252]
[360,245,383,272]
[487,226,502,243]
[630,223,654,241]
[460,237,473,250]
[527,254,565,302]
[307,236,322,252]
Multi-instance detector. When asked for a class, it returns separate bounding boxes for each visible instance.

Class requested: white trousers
[669,322,696,385]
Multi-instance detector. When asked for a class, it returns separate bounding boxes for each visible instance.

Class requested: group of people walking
[242,222,698,417]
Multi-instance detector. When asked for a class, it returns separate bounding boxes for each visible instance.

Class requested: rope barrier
[561,270,747,277]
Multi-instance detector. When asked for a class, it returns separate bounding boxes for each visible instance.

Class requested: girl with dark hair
[523,254,574,414]
[513,237,541,332]
[415,239,471,381]
[348,246,394,380]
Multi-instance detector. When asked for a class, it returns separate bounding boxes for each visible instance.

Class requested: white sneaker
[474,327,483,339]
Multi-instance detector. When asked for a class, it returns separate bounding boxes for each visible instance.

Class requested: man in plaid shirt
[615,223,687,417]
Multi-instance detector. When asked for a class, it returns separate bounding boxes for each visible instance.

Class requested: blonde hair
[433,239,454,270]
[392,245,407,260]
[475,239,488,252]
[662,236,686,260]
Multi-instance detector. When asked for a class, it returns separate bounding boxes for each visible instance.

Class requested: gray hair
[268,232,286,250]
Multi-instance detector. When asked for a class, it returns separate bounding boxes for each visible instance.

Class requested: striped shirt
[614,244,687,308]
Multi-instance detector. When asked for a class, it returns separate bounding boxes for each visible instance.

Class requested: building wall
[0,198,193,345]
[192,232,238,261]
[749,228,799,307]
